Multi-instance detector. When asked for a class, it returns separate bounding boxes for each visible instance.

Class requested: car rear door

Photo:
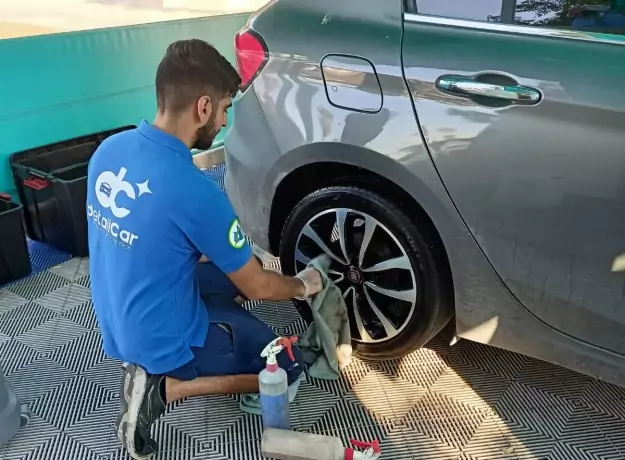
[401,0,625,354]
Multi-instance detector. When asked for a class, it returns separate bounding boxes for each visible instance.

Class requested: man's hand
[294,267,323,299]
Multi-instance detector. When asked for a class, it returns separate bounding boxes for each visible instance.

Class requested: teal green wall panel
[0,13,249,197]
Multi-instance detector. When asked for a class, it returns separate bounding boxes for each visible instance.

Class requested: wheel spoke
[362,255,410,273]
[357,215,377,267]
[295,248,311,266]
[364,281,416,303]
[363,285,399,338]
[296,246,343,282]
[335,209,350,263]
[344,287,373,342]
[328,269,345,284]
[302,224,347,265]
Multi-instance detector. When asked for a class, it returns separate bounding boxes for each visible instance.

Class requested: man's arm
[178,179,320,301]
[226,254,307,301]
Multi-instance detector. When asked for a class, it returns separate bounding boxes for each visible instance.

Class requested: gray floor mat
[1,257,625,460]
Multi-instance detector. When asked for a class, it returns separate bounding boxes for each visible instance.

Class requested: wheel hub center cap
[347,266,362,284]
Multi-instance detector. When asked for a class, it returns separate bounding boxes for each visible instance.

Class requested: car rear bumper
[224,87,280,253]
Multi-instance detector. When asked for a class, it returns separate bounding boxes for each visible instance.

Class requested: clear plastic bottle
[259,337,297,430]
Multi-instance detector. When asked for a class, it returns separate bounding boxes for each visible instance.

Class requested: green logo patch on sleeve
[228,219,246,249]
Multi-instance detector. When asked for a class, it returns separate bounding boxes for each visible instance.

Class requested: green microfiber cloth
[298,254,353,380]
[239,254,352,415]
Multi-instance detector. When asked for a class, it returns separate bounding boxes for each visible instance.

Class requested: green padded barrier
[0,13,249,199]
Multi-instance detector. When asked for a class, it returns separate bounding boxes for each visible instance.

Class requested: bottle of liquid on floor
[259,336,299,431]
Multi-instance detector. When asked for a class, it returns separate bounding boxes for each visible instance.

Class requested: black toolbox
[0,194,32,285]
[10,126,134,257]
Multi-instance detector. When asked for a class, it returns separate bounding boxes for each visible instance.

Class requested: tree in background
[515,0,607,26]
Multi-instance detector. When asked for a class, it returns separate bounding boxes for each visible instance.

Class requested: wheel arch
[265,142,455,309]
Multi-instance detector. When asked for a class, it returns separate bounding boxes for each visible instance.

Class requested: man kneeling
[86,39,322,459]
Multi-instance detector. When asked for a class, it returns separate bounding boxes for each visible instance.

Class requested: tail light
[234,28,268,92]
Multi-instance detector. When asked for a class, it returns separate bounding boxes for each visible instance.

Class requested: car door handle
[436,75,541,105]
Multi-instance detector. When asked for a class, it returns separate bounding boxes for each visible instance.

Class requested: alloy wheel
[294,208,417,344]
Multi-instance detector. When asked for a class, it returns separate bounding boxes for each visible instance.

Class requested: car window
[515,0,625,36]
[415,0,505,22]
[414,0,625,36]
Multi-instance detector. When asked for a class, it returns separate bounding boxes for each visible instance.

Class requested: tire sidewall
[279,186,446,359]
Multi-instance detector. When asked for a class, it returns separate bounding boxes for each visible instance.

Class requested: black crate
[0,194,32,285]
[10,126,134,257]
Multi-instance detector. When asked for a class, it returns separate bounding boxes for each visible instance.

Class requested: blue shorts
[165,262,305,385]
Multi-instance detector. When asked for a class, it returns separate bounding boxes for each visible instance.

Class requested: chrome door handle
[436,75,541,105]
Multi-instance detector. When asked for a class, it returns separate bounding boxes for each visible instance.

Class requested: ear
[196,95,213,124]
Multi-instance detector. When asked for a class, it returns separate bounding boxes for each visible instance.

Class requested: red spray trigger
[277,336,298,362]
[344,439,381,460]
[351,440,380,453]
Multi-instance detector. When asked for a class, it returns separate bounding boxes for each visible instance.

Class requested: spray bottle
[259,336,299,430]
[261,428,382,460]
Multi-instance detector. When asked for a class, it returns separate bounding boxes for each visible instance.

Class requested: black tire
[279,185,453,360]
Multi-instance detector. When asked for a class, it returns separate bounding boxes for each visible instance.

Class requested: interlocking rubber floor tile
[32,283,92,314]
[462,413,518,460]
[29,374,115,431]
[0,337,41,376]
[27,240,72,274]
[429,366,510,413]
[63,398,118,456]
[0,290,29,317]
[0,302,56,333]
[6,271,71,301]
[399,426,464,460]
[6,357,76,405]
[378,353,448,389]
[3,253,625,460]
[48,258,90,281]
[47,330,107,374]
[403,392,486,450]
[63,300,98,331]
[2,414,61,460]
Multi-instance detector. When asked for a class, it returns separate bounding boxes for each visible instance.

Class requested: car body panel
[224,0,625,386]
[402,12,625,356]
[224,88,278,250]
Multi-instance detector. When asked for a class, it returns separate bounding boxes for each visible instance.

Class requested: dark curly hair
[155,39,241,113]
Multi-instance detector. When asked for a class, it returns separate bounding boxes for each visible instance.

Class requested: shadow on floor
[2,258,625,460]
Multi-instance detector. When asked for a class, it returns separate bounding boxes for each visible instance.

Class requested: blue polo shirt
[86,121,252,375]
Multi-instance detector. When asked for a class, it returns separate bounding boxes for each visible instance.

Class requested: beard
[192,114,218,151]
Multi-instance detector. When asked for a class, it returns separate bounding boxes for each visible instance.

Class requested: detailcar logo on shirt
[87,166,152,248]
[95,166,152,218]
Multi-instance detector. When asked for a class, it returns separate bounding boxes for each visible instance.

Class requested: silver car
[224,0,625,387]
